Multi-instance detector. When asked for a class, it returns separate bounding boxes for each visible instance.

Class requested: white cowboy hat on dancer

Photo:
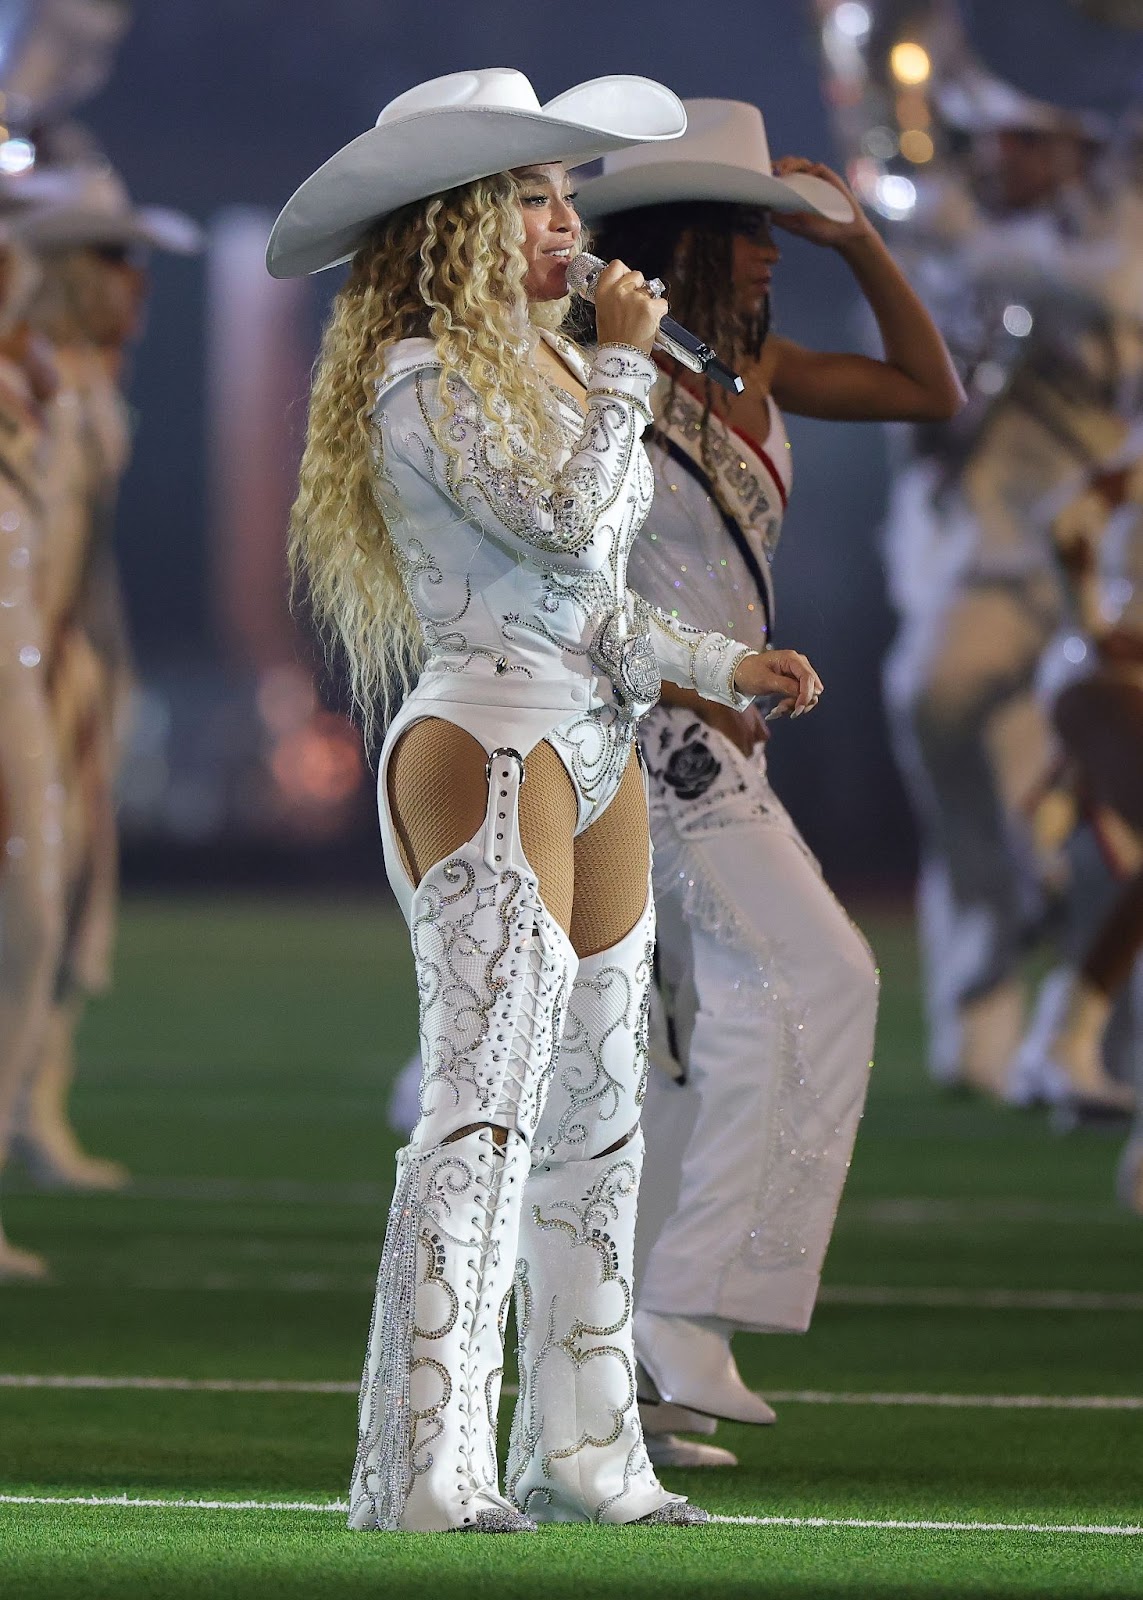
[266,65,687,278]
[935,64,1112,144]
[574,96,855,223]
[13,161,202,255]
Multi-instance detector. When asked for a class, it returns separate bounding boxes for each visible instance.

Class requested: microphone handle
[655,317,745,395]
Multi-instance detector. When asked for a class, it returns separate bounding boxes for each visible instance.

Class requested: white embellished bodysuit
[372,334,754,916]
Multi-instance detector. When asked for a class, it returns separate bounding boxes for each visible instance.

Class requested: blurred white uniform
[631,375,879,1334]
[882,177,1143,1087]
[0,348,65,1275]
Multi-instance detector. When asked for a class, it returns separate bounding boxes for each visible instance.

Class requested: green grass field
[2,897,1141,1599]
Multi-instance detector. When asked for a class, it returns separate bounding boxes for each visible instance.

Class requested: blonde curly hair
[290,170,572,744]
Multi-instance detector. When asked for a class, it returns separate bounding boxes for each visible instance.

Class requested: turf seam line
[1,1497,1140,1535]
[4,1376,1142,1410]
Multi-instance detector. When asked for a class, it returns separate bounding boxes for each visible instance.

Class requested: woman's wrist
[732,649,762,695]
[835,228,885,264]
[594,339,656,363]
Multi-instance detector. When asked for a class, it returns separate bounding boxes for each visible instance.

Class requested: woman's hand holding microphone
[592,258,668,355]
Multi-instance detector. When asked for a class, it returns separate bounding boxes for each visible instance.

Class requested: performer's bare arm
[765,158,965,424]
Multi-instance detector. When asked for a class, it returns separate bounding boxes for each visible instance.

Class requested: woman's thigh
[570,748,651,959]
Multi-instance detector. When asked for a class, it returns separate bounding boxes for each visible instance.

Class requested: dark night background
[77,0,1143,886]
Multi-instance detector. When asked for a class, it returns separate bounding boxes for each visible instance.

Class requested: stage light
[863,125,899,160]
[874,172,917,217]
[899,129,934,163]
[890,42,931,85]
[0,137,35,174]
[973,361,1006,395]
[833,2,872,37]
[1003,303,1034,337]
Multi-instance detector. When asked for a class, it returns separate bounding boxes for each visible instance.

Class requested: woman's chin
[526,267,570,304]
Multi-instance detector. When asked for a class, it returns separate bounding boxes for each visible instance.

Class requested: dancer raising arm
[581,98,963,1466]
[269,71,823,1534]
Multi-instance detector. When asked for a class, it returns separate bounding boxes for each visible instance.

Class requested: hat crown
[600,98,773,180]
[376,68,541,128]
[70,164,133,220]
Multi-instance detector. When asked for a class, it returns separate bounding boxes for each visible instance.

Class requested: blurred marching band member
[272,69,823,1533]
[0,195,66,1279]
[579,100,962,1466]
[1018,432,1143,1180]
[10,159,200,1191]
[818,49,1143,1100]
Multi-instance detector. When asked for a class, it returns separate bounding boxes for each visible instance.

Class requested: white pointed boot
[350,750,578,1532]
[635,1311,777,1426]
[508,895,705,1526]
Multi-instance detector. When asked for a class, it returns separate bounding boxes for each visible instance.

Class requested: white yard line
[819,1286,1143,1311]
[4,1375,1142,1412]
[0,1494,1139,1535]
[708,1515,1143,1536]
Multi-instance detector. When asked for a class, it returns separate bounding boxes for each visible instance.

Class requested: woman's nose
[552,197,580,236]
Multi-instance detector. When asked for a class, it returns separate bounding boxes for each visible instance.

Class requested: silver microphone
[566,252,745,396]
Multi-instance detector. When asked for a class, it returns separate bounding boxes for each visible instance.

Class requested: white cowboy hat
[574,98,854,224]
[935,67,1111,143]
[15,164,202,253]
[266,66,688,278]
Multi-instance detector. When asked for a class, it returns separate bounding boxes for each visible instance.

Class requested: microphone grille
[565,251,606,303]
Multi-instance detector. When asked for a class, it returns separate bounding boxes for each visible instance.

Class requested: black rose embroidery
[662,740,721,801]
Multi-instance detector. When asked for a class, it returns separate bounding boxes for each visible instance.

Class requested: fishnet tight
[386,718,649,957]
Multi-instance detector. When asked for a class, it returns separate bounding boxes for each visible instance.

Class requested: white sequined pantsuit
[636,706,878,1333]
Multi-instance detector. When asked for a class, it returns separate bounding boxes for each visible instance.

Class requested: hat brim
[576,160,854,225]
[266,75,687,278]
[20,203,203,254]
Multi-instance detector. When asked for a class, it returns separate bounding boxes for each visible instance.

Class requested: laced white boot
[349,1126,533,1532]
[350,750,578,1532]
